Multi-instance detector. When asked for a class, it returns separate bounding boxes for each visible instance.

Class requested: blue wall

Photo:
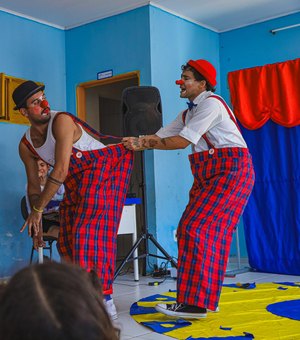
[65,6,152,113]
[0,11,66,106]
[0,10,66,277]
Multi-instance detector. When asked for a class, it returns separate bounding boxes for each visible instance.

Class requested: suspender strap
[182,109,215,149]
[55,112,122,141]
[182,109,188,124]
[20,135,51,165]
[21,135,38,157]
[202,133,215,149]
[209,95,241,132]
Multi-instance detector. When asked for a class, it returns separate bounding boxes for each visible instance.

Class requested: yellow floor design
[130,282,300,339]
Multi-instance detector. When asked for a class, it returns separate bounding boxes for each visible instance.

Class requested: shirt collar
[193,90,213,105]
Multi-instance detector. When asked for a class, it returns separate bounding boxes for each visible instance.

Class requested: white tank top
[25,111,106,166]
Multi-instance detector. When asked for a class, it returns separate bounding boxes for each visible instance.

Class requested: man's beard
[31,113,51,125]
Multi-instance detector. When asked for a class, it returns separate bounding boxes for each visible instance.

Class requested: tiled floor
[112,265,300,340]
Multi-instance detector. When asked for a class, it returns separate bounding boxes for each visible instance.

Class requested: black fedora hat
[12,80,45,110]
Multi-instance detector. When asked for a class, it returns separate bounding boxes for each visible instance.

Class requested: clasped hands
[122,137,147,151]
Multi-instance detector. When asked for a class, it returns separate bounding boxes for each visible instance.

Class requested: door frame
[76,71,140,120]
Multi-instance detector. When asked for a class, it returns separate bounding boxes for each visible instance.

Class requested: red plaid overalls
[22,113,133,295]
[177,96,255,310]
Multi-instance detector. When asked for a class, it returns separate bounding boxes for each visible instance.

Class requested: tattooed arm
[122,134,190,151]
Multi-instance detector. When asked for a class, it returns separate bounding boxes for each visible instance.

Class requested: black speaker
[122,86,162,137]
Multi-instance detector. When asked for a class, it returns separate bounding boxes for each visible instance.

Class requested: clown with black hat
[13,80,134,321]
[12,80,51,127]
[122,59,255,319]
[13,81,45,110]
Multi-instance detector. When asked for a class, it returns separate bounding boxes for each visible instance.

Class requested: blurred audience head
[0,262,119,340]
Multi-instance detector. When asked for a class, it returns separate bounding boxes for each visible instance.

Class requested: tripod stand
[114,151,177,280]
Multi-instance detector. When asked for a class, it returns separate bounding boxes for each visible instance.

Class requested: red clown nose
[40,99,49,109]
[175,79,184,85]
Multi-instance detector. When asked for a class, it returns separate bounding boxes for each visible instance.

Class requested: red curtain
[228,58,300,129]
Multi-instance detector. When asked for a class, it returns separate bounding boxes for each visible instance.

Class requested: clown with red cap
[123,59,255,319]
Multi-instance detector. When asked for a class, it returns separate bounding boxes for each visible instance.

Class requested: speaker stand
[114,151,177,280]
[114,232,177,280]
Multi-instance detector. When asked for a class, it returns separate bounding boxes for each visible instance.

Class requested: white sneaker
[208,306,220,312]
[104,298,118,320]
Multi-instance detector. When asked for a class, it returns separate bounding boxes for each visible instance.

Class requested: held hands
[122,137,147,151]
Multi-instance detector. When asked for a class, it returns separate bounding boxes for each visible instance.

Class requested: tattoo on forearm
[133,138,140,148]
[141,139,148,149]
[48,175,63,186]
[148,139,159,148]
[160,138,167,146]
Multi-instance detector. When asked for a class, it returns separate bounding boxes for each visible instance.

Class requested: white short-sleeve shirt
[156,91,247,153]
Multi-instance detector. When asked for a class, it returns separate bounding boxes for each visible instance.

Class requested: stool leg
[49,241,53,261]
[30,246,34,264]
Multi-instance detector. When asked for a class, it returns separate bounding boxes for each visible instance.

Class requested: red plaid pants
[57,144,133,295]
[176,147,255,310]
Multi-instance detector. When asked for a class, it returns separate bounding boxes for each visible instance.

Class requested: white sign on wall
[97,69,113,80]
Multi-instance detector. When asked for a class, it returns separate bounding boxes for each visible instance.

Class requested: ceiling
[0,0,299,32]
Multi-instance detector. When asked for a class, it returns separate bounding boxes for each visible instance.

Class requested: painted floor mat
[130,282,300,339]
